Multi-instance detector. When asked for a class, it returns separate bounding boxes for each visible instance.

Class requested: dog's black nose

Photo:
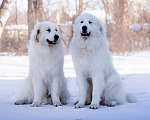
[82,26,87,33]
[54,35,59,42]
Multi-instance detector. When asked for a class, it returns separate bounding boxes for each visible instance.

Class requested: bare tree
[37,0,45,22]
[28,0,37,40]
[28,0,45,39]
[102,0,136,54]
[0,0,15,40]
[79,0,83,15]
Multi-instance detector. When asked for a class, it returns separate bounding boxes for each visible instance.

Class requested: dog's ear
[35,29,40,42]
[31,22,42,42]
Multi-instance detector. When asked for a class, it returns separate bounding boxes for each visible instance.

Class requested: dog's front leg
[75,72,87,108]
[90,72,105,109]
[51,76,62,107]
[31,76,44,107]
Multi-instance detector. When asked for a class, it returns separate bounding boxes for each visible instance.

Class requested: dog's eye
[47,29,51,32]
[55,29,57,31]
[80,21,83,23]
[89,21,92,24]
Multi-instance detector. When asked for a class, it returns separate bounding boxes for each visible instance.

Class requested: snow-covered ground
[0,51,150,120]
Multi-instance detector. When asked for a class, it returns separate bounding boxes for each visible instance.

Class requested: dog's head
[31,21,61,46]
[73,13,106,39]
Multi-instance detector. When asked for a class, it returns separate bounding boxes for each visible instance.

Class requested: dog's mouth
[46,39,57,45]
[81,32,91,38]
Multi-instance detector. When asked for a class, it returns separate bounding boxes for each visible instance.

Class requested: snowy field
[0,51,150,120]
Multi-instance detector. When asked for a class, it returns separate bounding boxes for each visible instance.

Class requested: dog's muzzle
[46,39,57,45]
[81,32,91,37]
[46,35,59,45]
[81,26,91,38]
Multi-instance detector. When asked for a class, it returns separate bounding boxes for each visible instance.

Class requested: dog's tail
[125,93,137,103]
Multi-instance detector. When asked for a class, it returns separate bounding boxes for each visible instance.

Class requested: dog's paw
[74,100,79,105]
[106,101,117,107]
[31,102,41,107]
[53,102,62,107]
[75,103,85,108]
[15,99,27,105]
[89,104,99,109]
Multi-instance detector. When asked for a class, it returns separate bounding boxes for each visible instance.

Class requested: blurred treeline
[0,0,150,55]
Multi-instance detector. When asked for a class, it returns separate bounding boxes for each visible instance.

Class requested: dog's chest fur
[29,44,64,83]
[73,46,101,71]
[71,38,111,79]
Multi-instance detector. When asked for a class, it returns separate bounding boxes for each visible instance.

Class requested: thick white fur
[70,13,136,109]
[15,21,69,107]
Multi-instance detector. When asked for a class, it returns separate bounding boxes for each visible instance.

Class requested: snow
[5,24,28,30]
[130,24,150,31]
[0,51,150,120]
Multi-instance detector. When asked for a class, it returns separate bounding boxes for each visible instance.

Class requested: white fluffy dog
[70,13,136,109]
[15,21,69,107]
